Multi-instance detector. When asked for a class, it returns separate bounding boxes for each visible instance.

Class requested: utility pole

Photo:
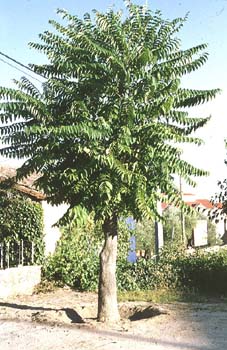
[155,197,164,257]
[179,176,186,246]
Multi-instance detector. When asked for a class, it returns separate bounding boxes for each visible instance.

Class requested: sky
[0,0,227,198]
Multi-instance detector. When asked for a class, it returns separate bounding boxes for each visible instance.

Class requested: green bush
[43,219,101,290]
[43,217,131,290]
[119,244,227,294]
[117,242,185,291]
[175,249,227,294]
[0,189,44,264]
[43,215,227,296]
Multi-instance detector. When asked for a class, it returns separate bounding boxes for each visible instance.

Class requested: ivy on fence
[0,189,44,268]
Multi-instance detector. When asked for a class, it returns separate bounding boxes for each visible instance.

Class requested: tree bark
[97,214,120,323]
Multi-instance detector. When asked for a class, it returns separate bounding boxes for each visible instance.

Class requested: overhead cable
[0,50,46,80]
[0,58,43,84]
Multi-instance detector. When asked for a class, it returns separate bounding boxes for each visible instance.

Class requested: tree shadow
[0,302,85,323]
[63,307,85,323]
[129,306,167,321]
[119,304,167,321]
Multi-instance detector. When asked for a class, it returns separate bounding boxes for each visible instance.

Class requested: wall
[42,201,69,255]
[0,265,41,299]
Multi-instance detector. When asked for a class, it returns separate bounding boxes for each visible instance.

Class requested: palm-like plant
[0,2,220,322]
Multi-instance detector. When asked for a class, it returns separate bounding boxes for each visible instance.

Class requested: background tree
[134,206,219,255]
[163,206,182,243]
[213,140,227,220]
[134,218,155,256]
[0,2,219,322]
[163,206,218,246]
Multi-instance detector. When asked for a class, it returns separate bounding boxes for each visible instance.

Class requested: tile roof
[0,166,45,200]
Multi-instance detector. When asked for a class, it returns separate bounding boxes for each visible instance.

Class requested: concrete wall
[0,265,41,299]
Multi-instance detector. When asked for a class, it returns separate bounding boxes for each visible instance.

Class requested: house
[0,166,68,255]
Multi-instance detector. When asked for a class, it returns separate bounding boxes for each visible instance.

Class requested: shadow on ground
[119,304,168,321]
[0,302,85,323]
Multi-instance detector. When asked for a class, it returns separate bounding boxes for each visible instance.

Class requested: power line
[0,50,46,81]
[0,58,43,84]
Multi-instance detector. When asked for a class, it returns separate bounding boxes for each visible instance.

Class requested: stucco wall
[42,201,69,255]
[0,265,41,299]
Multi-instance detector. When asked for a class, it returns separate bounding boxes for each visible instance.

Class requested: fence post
[32,242,35,265]
[18,240,21,266]
[7,241,10,268]
[0,243,3,269]
[21,240,24,265]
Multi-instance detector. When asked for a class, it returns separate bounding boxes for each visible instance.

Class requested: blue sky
[0,0,227,197]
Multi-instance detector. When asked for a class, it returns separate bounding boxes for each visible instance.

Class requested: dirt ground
[1,288,227,350]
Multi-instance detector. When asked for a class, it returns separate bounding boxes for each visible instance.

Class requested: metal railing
[0,240,35,269]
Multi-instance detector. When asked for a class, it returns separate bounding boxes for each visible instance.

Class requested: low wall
[0,265,41,299]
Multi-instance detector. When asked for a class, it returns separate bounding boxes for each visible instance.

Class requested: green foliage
[184,210,199,239]
[175,248,227,294]
[209,140,227,230]
[214,178,227,211]
[44,216,227,295]
[43,217,131,290]
[0,189,44,264]
[44,225,185,292]
[133,218,155,254]
[133,206,219,257]
[117,242,185,291]
[43,218,101,290]
[163,206,182,242]
[163,206,199,243]
[118,244,227,294]
[0,3,220,226]
[207,219,221,246]
[163,206,218,246]
[0,3,220,315]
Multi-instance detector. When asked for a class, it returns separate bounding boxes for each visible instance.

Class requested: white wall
[193,220,208,246]
[42,201,69,255]
[0,266,41,299]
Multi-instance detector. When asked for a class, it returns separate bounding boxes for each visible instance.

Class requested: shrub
[118,244,227,294]
[117,242,185,291]
[43,220,101,290]
[43,215,227,296]
[0,189,44,265]
[175,248,227,294]
[43,216,132,291]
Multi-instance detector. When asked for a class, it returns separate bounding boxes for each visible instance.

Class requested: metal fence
[0,240,35,269]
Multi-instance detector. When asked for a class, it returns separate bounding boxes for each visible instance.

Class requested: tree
[134,218,155,255]
[0,2,219,322]
[163,206,182,242]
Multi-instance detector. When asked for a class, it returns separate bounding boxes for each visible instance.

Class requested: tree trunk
[97,214,120,323]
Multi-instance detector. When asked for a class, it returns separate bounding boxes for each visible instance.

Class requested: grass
[35,281,227,305]
[33,280,59,294]
[117,289,224,303]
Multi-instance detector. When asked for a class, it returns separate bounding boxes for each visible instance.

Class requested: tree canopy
[0,3,219,224]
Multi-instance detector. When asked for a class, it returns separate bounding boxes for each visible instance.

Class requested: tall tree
[0,2,219,322]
